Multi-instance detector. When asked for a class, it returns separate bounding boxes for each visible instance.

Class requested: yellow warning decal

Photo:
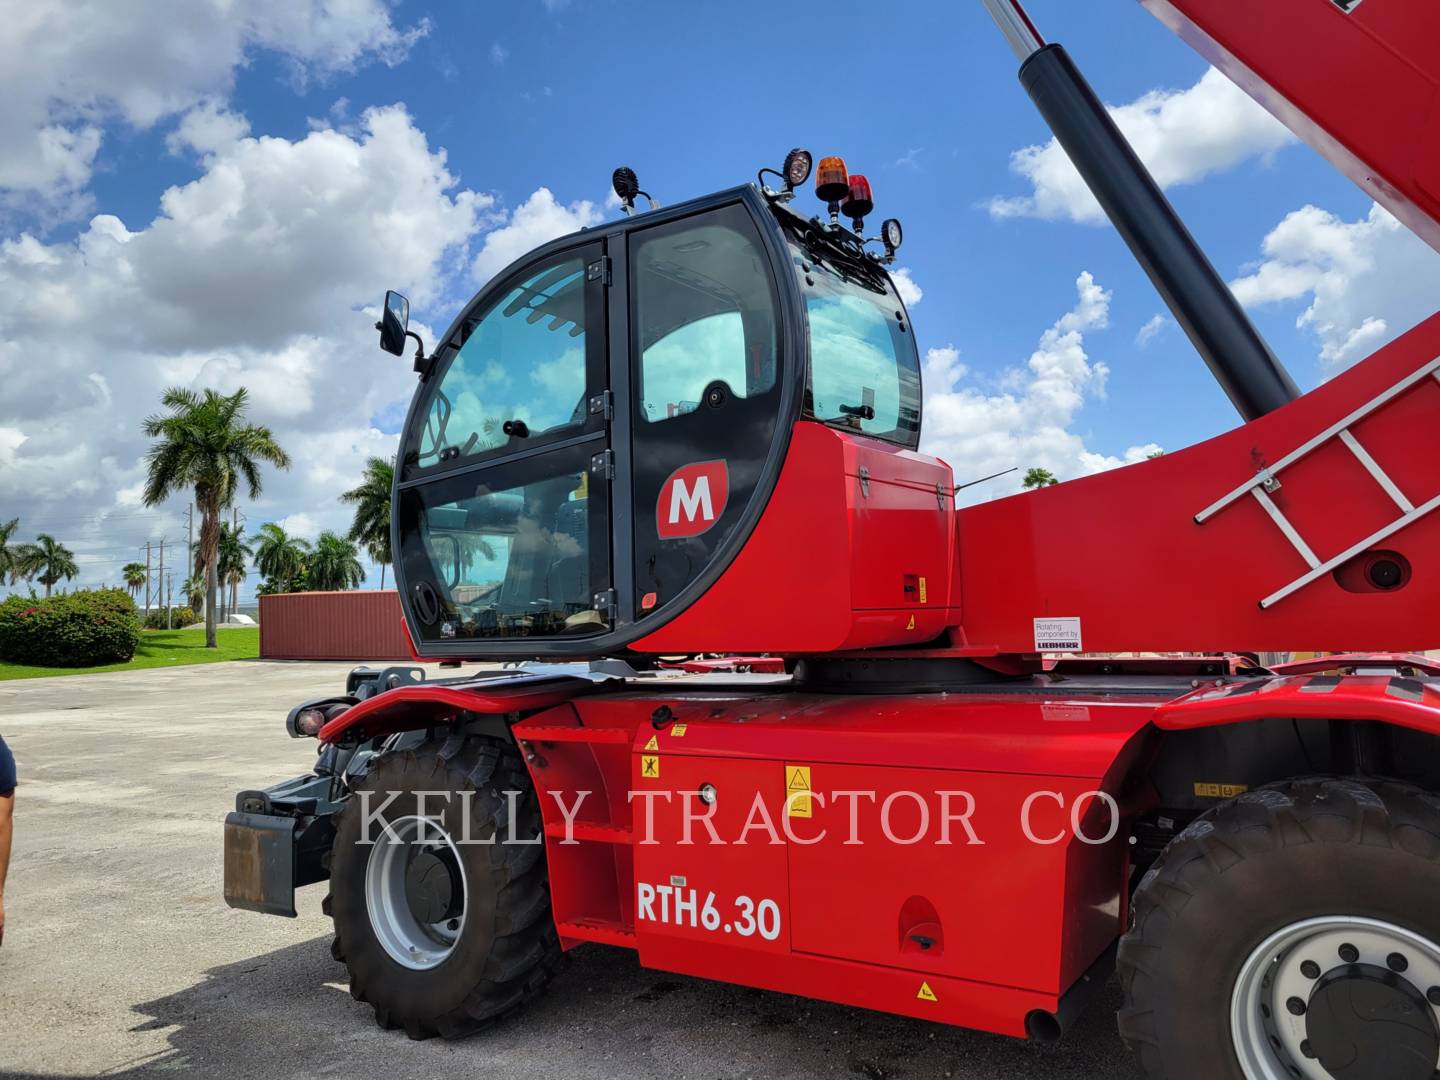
[785,765,812,819]
[918,576,928,604]
[671,723,688,737]
[644,734,660,752]
[1194,781,1248,799]
[905,615,916,630]
[917,981,938,1003]
[641,755,660,779]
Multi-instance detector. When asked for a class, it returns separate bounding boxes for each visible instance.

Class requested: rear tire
[328,735,563,1039]
[1118,778,1440,1079]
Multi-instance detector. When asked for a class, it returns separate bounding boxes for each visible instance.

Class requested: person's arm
[0,790,11,945]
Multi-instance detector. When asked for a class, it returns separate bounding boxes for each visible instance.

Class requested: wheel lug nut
[1300,1039,1316,1059]
[1300,960,1321,979]
[1287,996,1308,1016]
[1428,986,1440,1007]
[1388,952,1409,973]
[1339,943,1359,963]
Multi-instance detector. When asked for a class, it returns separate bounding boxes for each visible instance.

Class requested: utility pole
[166,572,174,629]
[230,506,246,621]
[143,541,152,613]
[157,537,165,625]
[186,504,194,611]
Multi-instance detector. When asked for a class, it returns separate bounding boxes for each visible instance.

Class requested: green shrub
[143,606,196,630]
[0,588,141,667]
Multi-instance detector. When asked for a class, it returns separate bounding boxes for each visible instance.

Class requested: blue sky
[1,0,1436,604]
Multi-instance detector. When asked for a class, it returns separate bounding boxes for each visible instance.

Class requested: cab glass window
[406,256,595,473]
[795,245,921,447]
[635,212,778,423]
[398,442,608,641]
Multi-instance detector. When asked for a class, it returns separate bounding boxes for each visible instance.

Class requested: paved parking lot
[0,661,1137,1079]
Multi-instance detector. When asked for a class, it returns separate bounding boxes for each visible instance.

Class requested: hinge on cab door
[590,449,615,479]
[589,390,614,419]
[586,257,612,286]
[593,589,618,619]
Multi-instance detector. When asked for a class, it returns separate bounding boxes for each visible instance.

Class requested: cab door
[623,202,786,622]
[394,240,615,648]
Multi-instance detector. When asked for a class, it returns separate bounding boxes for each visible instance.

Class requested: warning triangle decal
[644,735,660,751]
[917,981,938,1003]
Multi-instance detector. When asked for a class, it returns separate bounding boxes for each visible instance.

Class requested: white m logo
[668,476,714,524]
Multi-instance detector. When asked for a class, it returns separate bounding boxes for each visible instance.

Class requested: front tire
[1118,778,1440,1079]
[328,735,563,1039]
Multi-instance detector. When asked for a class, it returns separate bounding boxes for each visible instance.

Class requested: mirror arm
[405,330,431,376]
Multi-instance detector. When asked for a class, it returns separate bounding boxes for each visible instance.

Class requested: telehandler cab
[225,1,1440,1076]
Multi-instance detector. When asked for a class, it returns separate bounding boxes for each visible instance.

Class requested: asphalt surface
[0,660,1139,1080]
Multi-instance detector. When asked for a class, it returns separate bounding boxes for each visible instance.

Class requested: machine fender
[1154,672,1440,737]
[317,673,599,744]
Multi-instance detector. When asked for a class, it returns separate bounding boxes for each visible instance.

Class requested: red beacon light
[842,174,873,233]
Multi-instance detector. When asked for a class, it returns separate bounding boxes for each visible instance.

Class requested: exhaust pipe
[979,0,1300,422]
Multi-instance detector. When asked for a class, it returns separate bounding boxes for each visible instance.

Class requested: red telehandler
[224,1,1440,1076]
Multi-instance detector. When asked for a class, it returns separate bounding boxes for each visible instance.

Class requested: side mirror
[377,290,410,356]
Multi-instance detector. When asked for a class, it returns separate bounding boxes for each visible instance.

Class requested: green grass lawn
[0,627,260,681]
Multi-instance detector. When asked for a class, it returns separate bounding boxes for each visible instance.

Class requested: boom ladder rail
[1195,356,1440,609]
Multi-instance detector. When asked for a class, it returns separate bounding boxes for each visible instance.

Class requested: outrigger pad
[224,811,298,918]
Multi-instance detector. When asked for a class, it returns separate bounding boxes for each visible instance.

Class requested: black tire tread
[328,735,564,1039]
[1118,776,1440,1079]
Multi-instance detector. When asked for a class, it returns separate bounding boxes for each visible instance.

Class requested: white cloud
[490,42,510,65]
[470,187,604,283]
[921,272,1160,501]
[0,105,487,595]
[987,67,1294,225]
[166,99,251,157]
[0,0,429,216]
[1136,313,1168,347]
[891,267,923,307]
[1230,202,1440,367]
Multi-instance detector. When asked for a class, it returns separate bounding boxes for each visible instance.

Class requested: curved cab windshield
[791,240,921,447]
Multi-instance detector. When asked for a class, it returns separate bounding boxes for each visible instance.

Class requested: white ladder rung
[1261,491,1440,609]
[1196,354,1440,523]
[1337,429,1414,512]
[1251,487,1320,570]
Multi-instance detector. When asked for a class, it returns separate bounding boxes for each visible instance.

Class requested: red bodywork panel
[632,422,959,654]
[1144,0,1440,253]
[1157,672,1440,736]
[513,684,1163,1037]
[317,675,595,743]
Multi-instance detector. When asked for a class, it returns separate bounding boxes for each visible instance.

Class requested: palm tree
[183,574,206,613]
[251,523,311,593]
[142,387,291,648]
[217,522,254,622]
[307,531,366,591]
[0,519,25,584]
[121,561,148,600]
[1022,467,1059,489]
[19,534,78,597]
[340,456,394,588]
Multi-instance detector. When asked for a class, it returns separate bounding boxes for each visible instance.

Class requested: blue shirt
[0,735,15,796]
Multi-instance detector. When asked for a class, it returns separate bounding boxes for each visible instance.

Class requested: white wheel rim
[1231,915,1440,1079]
[364,814,468,971]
